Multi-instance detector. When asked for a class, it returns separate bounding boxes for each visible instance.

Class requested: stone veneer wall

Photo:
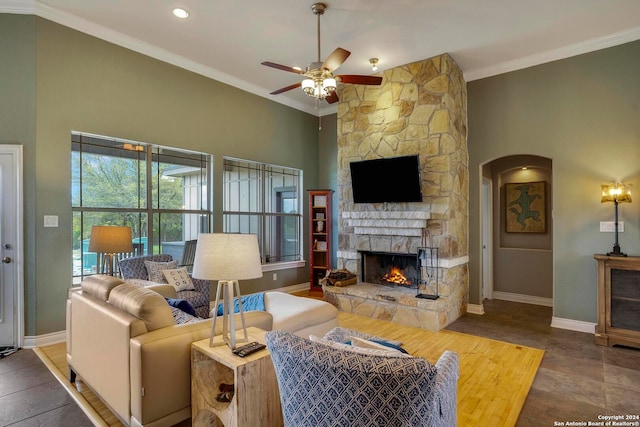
[334,53,469,329]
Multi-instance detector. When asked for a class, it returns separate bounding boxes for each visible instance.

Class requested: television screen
[350,155,423,203]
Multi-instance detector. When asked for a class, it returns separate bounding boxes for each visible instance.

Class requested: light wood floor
[36,308,543,427]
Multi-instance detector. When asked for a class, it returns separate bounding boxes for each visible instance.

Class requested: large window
[72,132,212,283]
[223,158,303,265]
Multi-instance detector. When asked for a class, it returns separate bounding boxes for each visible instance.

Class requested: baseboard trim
[274,282,309,293]
[23,331,66,349]
[492,291,553,307]
[551,317,596,334]
[466,303,485,315]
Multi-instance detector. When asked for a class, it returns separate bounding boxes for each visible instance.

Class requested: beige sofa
[66,275,272,427]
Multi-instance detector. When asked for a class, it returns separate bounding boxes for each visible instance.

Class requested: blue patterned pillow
[169,307,201,324]
[165,298,197,317]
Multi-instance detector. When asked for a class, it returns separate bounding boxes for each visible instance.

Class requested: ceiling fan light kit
[261,2,382,104]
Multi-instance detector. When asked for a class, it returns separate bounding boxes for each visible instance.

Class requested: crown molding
[465,26,640,81]
[1,0,319,116]
[0,0,34,13]
[3,1,640,113]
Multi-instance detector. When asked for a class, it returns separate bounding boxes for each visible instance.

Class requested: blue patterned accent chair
[119,254,211,318]
[265,328,458,427]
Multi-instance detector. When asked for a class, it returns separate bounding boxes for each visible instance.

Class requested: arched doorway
[481,155,553,306]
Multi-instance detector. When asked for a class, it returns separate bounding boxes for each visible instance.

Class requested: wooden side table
[191,327,283,427]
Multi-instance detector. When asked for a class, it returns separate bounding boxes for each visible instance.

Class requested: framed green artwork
[505,181,546,233]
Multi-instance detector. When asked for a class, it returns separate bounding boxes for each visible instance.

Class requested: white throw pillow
[309,335,411,358]
[162,267,196,292]
[144,260,178,283]
[350,336,402,352]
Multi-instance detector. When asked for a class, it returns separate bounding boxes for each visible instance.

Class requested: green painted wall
[318,113,338,267]
[0,14,37,337]
[2,14,320,337]
[468,40,640,322]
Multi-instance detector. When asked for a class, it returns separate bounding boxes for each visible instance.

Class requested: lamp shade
[601,183,632,203]
[192,233,263,281]
[88,226,133,253]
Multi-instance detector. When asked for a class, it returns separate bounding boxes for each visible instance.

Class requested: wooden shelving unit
[308,190,333,291]
[594,254,640,349]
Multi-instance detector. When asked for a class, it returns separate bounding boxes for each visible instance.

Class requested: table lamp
[88,225,133,276]
[601,183,632,257]
[192,233,263,349]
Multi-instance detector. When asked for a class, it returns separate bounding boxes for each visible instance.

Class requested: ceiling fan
[261,3,383,104]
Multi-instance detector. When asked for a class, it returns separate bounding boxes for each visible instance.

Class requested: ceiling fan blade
[270,82,302,95]
[261,61,304,74]
[322,48,351,72]
[336,75,383,85]
[325,91,339,104]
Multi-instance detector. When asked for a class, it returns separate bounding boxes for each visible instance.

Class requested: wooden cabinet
[594,254,640,349]
[308,190,333,291]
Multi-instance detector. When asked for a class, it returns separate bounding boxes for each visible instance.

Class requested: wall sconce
[369,58,379,72]
[601,183,632,257]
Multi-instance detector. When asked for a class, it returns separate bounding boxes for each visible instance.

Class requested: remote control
[232,341,266,357]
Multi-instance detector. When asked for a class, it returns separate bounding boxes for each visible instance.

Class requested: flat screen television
[350,155,423,203]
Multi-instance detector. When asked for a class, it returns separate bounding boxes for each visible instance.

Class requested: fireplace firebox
[360,251,418,288]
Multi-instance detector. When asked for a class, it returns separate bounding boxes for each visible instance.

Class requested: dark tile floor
[1,298,639,426]
[0,347,92,426]
[446,298,640,426]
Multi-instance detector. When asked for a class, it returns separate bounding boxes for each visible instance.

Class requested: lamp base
[209,280,248,349]
[607,244,627,257]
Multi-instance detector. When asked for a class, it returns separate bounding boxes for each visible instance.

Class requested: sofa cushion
[81,275,125,301]
[264,292,338,333]
[144,260,178,283]
[108,283,174,332]
[163,267,195,291]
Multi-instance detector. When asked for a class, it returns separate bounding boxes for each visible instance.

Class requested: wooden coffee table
[191,327,283,426]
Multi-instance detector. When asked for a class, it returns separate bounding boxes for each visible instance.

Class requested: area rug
[337,311,545,427]
[36,312,543,427]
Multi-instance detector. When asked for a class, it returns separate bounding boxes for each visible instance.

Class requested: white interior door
[0,146,23,348]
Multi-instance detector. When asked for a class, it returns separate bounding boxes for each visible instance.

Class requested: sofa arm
[128,310,272,426]
[433,350,459,427]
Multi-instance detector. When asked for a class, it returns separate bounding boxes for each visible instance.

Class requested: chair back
[180,239,197,273]
[265,330,445,427]
[119,254,173,280]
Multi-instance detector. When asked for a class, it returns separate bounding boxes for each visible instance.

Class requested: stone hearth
[332,53,469,331]
[324,283,447,331]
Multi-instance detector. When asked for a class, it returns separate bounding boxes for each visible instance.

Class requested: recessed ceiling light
[172,8,190,19]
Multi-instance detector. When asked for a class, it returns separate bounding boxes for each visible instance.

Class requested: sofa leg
[69,368,76,383]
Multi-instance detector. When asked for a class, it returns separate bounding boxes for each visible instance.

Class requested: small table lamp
[601,183,632,257]
[192,233,263,349]
[89,225,133,276]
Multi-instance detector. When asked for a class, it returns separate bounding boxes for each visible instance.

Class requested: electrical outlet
[272,273,277,281]
[600,221,624,232]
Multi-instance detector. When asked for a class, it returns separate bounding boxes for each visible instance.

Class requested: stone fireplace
[323,53,469,332]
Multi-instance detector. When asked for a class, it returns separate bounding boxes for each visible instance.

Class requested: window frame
[222,157,305,269]
[71,132,213,282]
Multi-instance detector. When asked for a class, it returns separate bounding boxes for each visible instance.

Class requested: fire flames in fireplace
[382,267,412,286]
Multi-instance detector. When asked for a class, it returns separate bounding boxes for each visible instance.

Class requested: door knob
[1,257,11,263]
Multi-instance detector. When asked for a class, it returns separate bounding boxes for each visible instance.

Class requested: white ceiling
[4,0,640,116]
